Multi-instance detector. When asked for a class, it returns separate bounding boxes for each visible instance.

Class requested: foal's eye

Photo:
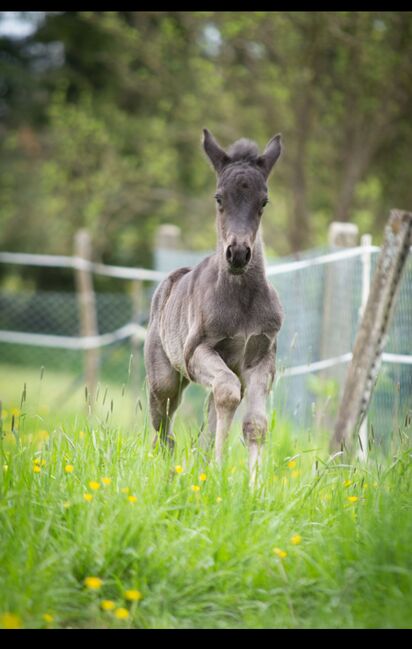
[214,194,223,208]
[259,198,269,215]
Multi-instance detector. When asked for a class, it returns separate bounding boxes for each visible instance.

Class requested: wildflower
[101,600,116,611]
[175,465,184,474]
[89,481,100,491]
[191,485,200,492]
[36,430,49,442]
[0,612,22,629]
[273,547,288,559]
[114,607,129,620]
[291,470,299,479]
[291,534,302,545]
[287,459,297,469]
[34,458,46,466]
[33,465,42,473]
[128,495,137,504]
[347,496,358,503]
[124,590,142,602]
[79,430,85,439]
[64,464,74,474]
[199,473,207,482]
[83,493,93,502]
[216,496,222,503]
[42,613,54,624]
[11,407,20,418]
[84,576,103,590]
[121,487,130,494]
[343,479,352,488]
[101,477,111,486]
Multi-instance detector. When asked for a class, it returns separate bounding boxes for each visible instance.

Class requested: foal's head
[203,128,282,275]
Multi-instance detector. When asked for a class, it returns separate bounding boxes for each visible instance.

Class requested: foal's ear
[257,134,282,179]
[202,128,231,174]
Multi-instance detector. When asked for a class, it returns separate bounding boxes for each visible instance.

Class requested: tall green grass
[0,372,411,628]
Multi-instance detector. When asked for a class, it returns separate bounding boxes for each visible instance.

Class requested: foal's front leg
[187,343,241,465]
[242,350,276,484]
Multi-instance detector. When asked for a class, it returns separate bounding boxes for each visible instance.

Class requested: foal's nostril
[245,247,251,264]
[226,245,233,263]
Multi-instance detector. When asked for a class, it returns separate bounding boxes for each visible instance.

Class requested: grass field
[1,367,412,629]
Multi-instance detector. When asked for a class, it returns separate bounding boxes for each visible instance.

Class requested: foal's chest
[214,331,272,372]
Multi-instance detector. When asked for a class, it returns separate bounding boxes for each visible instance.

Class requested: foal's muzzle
[226,243,252,274]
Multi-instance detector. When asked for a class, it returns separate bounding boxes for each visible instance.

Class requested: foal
[144,129,283,481]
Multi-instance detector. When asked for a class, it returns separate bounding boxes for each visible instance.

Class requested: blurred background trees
[1,11,412,283]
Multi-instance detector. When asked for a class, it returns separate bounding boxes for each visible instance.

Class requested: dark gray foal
[144,128,283,482]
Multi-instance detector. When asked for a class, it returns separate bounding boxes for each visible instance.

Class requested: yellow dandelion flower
[89,481,100,491]
[287,459,297,469]
[273,547,288,559]
[114,607,129,620]
[291,534,302,545]
[36,430,49,442]
[128,495,137,504]
[33,465,42,473]
[191,485,200,492]
[175,465,184,474]
[42,613,54,624]
[83,493,93,502]
[216,496,222,503]
[0,612,22,629]
[11,407,20,418]
[34,458,46,466]
[199,473,207,482]
[121,487,130,494]
[84,576,103,590]
[101,600,116,611]
[101,477,111,486]
[343,479,352,488]
[64,464,74,474]
[291,470,299,479]
[347,496,358,503]
[124,589,142,602]
[79,430,85,439]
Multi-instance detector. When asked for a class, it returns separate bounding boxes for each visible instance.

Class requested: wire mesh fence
[0,244,411,443]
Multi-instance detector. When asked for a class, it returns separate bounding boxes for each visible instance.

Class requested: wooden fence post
[74,229,99,408]
[357,233,372,461]
[317,222,359,429]
[330,210,412,454]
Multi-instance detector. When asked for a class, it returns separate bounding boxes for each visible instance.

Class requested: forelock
[227,138,260,164]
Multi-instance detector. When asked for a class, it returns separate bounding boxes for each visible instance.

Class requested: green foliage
[1,11,412,279]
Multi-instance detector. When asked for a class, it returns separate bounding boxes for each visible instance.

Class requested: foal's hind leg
[145,328,188,450]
